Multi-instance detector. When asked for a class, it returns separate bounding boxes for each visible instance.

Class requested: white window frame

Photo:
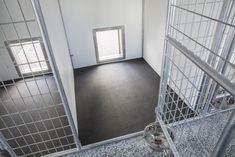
[93,26,126,63]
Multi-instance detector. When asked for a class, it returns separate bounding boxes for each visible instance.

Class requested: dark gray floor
[75,58,160,145]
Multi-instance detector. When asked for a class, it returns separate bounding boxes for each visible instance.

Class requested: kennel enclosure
[156,0,235,156]
[0,0,80,156]
[0,0,235,157]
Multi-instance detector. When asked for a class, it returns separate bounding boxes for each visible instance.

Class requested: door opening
[93,26,125,63]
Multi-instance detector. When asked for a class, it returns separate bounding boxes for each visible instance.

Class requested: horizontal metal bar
[167,56,202,91]
[166,35,235,97]
[11,60,50,66]
[171,4,235,28]
[178,0,224,7]
[0,19,35,26]
[20,143,76,157]
[168,108,234,127]
[10,134,74,151]
[44,148,78,157]
[0,133,17,157]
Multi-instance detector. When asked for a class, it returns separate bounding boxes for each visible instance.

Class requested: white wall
[59,0,143,68]
[39,0,78,131]
[142,0,199,109]
[143,0,202,109]
[143,0,221,109]
[143,0,167,75]
[0,0,40,81]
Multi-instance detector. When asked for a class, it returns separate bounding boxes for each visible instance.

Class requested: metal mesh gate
[0,0,79,156]
[156,0,235,156]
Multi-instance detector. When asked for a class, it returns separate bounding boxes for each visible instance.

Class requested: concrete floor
[74,58,160,145]
[66,110,235,157]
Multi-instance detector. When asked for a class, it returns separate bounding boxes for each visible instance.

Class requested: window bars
[156,0,235,157]
[0,0,79,157]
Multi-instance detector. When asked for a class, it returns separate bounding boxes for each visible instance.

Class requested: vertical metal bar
[194,0,221,113]
[15,1,64,152]
[141,0,145,58]
[15,0,74,148]
[57,0,75,68]
[211,18,235,103]
[166,36,235,97]
[31,0,81,150]
[184,0,205,110]
[197,0,234,110]
[156,0,174,115]
[117,29,121,55]
[212,110,235,157]
[155,0,181,157]
[0,133,17,157]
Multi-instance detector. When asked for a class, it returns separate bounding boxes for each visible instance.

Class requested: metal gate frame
[31,0,82,155]
[156,0,235,156]
[0,132,17,157]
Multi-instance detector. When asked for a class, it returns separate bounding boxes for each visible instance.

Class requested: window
[93,26,125,63]
[7,38,50,75]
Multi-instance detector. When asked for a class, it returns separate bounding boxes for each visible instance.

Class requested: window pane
[24,42,38,63]
[40,62,49,71]
[19,64,31,74]
[11,45,27,64]
[35,43,46,61]
[95,27,124,62]
[96,29,120,57]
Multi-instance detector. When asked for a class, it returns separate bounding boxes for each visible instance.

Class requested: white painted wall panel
[143,0,202,109]
[143,0,167,76]
[39,0,78,131]
[59,0,143,68]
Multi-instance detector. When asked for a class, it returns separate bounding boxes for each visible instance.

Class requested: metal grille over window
[156,0,235,157]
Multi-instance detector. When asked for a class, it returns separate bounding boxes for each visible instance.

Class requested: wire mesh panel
[0,0,78,156]
[156,0,235,156]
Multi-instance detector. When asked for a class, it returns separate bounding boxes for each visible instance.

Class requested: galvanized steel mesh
[156,0,235,156]
[0,0,78,156]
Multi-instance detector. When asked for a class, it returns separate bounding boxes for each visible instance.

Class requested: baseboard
[74,57,144,71]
